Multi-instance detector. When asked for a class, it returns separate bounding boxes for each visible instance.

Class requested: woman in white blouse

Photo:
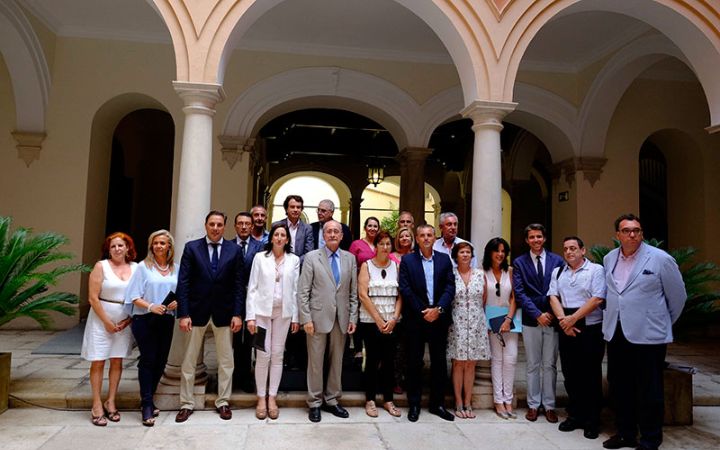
[246,223,300,420]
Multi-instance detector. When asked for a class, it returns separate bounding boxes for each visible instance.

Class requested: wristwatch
[437,306,445,314]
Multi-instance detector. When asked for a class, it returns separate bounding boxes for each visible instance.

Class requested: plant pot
[0,352,10,414]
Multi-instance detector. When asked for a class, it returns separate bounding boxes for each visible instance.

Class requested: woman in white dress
[81,232,137,426]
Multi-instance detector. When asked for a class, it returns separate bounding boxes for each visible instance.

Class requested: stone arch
[418,86,464,147]
[0,0,50,133]
[503,0,720,128]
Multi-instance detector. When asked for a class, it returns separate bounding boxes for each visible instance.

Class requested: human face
[440,216,458,241]
[108,237,128,263]
[271,227,288,251]
[525,229,546,255]
[563,239,586,269]
[616,219,643,256]
[323,221,342,251]
[416,227,436,256]
[205,214,225,242]
[457,246,473,268]
[492,243,507,269]
[398,213,414,230]
[151,235,170,259]
[286,199,303,222]
[316,203,333,223]
[251,207,267,229]
[365,220,379,240]
[398,230,412,250]
[376,237,392,257]
[234,216,252,239]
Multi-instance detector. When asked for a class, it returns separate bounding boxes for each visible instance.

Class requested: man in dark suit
[310,199,352,251]
[232,212,264,392]
[512,223,564,423]
[271,195,314,259]
[399,224,456,422]
[175,210,245,423]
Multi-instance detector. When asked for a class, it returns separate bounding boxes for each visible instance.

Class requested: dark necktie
[211,243,219,272]
[240,240,247,259]
[331,253,340,285]
[536,255,544,285]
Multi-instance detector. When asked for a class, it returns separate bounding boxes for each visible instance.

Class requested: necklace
[274,255,285,282]
[154,262,170,272]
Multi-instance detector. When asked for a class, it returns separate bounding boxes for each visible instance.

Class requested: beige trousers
[306,320,346,408]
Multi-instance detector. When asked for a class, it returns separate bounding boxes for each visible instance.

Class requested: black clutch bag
[162,291,177,306]
[252,326,267,352]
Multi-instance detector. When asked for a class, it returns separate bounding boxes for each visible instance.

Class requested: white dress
[81,260,137,361]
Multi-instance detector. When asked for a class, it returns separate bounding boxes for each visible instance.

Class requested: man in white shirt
[432,212,476,268]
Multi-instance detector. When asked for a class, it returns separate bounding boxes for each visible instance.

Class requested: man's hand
[290,322,300,334]
[231,316,243,333]
[179,317,192,332]
[347,322,356,334]
[246,320,256,335]
[536,312,552,327]
[304,321,315,336]
[422,307,440,323]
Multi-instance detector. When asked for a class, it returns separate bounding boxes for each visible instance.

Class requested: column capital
[217,135,255,170]
[461,100,517,131]
[12,131,46,167]
[172,81,225,116]
[556,157,608,187]
[397,146,433,163]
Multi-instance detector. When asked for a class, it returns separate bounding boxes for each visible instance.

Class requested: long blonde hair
[144,229,175,272]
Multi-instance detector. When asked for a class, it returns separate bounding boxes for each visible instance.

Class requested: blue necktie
[331,253,340,285]
[211,243,219,272]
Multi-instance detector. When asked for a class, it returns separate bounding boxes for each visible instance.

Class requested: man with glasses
[602,214,686,450]
[310,199,352,251]
[548,236,606,439]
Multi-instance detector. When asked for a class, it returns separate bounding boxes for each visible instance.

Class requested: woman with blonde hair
[390,227,414,263]
[125,229,178,426]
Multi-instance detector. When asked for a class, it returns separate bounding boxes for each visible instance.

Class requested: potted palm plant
[0,216,89,413]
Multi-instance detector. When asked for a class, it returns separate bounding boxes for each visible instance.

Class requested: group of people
[82,201,686,450]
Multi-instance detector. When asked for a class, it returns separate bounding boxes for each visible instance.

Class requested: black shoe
[321,403,349,418]
[407,405,420,422]
[308,407,321,423]
[583,428,600,440]
[559,417,582,432]
[428,406,455,422]
[635,444,659,450]
[603,435,638,449]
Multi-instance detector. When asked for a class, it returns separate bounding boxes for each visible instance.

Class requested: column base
[471,360,495,409]
[154,377,207,411]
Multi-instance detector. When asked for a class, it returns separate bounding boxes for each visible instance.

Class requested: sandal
[383,401,401,417]
[268,408,279,420]
[103,402,121,422]
[256,406,268,420]
[455,405,466,419]
[141,405,155,427]
[152,404,160,418]
[91,414,108,427]
[464,405,476,419]
[365,400,378,418]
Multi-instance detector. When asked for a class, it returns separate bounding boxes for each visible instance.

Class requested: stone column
[349,196,363,240]
[461,100,516,409]
[397,147,432,225]
[156,82,224,409]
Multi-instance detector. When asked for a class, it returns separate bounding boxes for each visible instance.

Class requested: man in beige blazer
[297,220,358,422]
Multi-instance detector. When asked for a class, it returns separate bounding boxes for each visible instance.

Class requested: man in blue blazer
[602,214,686,450]
[232,212,264,392]
[399,224,456,422]
[175,210,245,423]
[512,223,564,423]
[310,199,352,251]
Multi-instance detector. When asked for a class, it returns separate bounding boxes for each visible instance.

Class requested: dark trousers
[558,323,605,428]
[131,313,174,408]
[405,318,449,408]
[608,323,667,448]
[233,326,254,388]
[359,322,396,402]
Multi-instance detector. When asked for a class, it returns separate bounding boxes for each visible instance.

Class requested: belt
[99,298,124,305]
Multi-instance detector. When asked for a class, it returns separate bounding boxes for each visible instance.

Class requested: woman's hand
[103,321,119,333]
[499,318,511,333]
[166,300,178,311]
[246,320,256,335]
[383,318,397,334]
[290,322,300,334]
[116,317,132,331]
[149,304,166,315]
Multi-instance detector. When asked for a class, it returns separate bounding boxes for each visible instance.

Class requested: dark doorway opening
[639,141,668,247]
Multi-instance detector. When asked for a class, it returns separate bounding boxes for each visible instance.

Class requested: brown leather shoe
[525,408,538,421]
[545,409,558,423]
[217,405,232,420]
[175,408,193,423]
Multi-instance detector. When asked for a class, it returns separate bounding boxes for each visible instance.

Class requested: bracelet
[505,316,512,321]
[147,303,155,313]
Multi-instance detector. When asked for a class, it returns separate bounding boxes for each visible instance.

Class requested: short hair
[102,232,137,262]
[614,213,642,231]
[318,199,335,212]
[374,230,393,246]
[524,223,546,238]
[416,223,434,235]
[234,211,252,223]
[250,205,267,214]
[398,211,414,222]
[482,237,510,271]
[394,227,415,251]
[206,210,227,224]
[364,216,380,228]
[283,195,304,211]
[439,212,458,225]
[264,223,292,255]
[563,236,585,249]
[323,219,342,232]
[451,241,474,262]
[144,229,175,271]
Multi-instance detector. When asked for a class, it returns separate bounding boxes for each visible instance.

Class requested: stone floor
[1,330,720,449]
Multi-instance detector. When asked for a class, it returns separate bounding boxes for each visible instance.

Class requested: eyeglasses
[619,228,642,236]
[495,282,501,297]
[494,332,505,347]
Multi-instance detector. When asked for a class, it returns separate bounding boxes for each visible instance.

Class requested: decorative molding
[485,0,513,21]
[461,100,517,132]
[556,157,607,187]
[218,135,255,170]
[12,131,46,167]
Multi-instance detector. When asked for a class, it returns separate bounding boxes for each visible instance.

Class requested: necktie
[211,243,219,272]
[240,240,247,259]
[331,253,340,285]
[536,255,544,285]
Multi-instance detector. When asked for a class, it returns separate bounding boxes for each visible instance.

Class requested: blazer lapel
[620,245,650,293]
[318,250,337,288]
[214,240,233,277]
[412,253,429,303]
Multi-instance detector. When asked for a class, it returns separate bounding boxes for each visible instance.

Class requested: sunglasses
[495,282,501,297]
[494,331,506,347]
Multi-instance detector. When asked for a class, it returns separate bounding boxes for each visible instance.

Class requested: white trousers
[489,331,518,404]
[254,305,291,397]
[522,325,558,409]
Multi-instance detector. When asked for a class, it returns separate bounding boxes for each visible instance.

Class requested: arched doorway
[359,176,441,233]
[268,173,347,226]
[639,141,668,246]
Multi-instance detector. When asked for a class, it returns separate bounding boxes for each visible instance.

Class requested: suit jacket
[310,221,352,251]
[246,251,300,322]
[512,250,564,326]
[272,218,314,258]
[603,243,686,344]
[177,237,245,327]
[398,250,455,326]
[297,248,358,334]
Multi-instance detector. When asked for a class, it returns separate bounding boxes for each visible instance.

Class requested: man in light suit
[310,199,352,251]
[272,195,314,259]
[175,210,245,423]
[512,223,564,423]
[399,224,456,422]
[232,212,264,392]
[602,214,686,450]
[297,220,358,422]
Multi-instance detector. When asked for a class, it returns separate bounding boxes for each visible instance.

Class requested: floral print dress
[447,268,491,361]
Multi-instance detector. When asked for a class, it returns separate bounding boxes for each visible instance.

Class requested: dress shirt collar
[206,236,224,246]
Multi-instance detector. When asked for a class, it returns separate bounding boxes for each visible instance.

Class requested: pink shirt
[349,239,376,271]
[613,246,639,291]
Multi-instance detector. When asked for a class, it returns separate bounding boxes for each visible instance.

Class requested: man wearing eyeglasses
[310,199,352,251]
[548,236,606,440]
[601,214,686,450]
